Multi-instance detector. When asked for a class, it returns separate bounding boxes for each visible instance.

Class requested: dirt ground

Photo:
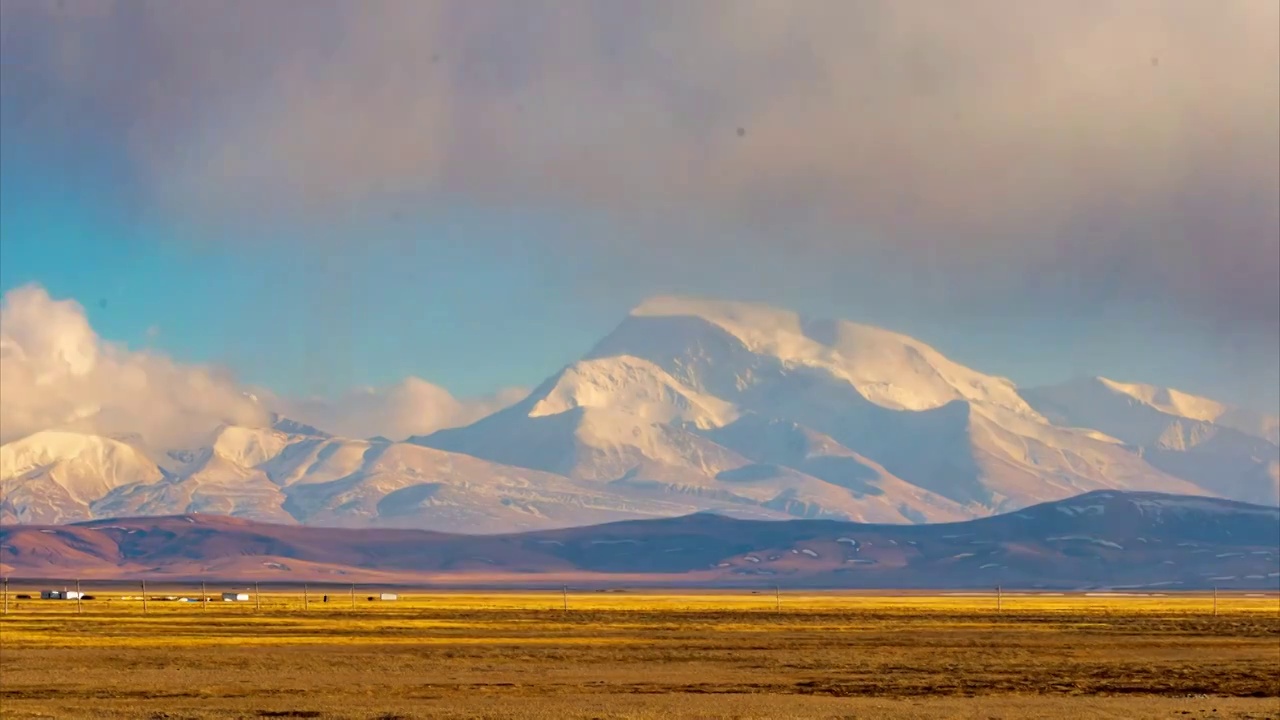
[1,591,1277,719]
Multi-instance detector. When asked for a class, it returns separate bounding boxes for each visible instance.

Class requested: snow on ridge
[1096,377,1230,421]
[1026,376,1278,447]
[626,295,1039,416]
[1056,504,1105,517]
[1126,495,1279,517]
[0,430,146,476]
[210,425,292,468]
[0,429,163,504]
[1050,492,1278,518]
[4,295,1277,533]
[1091,378,1279,442]
[1046,536,1124,550]
[527,355,737,429]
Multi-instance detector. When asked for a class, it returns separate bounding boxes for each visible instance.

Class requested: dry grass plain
[1,588,1277,719]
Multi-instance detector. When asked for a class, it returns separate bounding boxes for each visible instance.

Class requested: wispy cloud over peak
[275,377,526,442]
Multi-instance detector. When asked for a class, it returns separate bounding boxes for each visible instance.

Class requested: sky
[1,0,1277,447]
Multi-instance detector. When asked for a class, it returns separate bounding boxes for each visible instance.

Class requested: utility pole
[303,584,309,611]
[775,585,780,613]
[201,581,207,609]
[76,579,82,615]
[3,576,8,615]
[350,584,355,610]
[141,580,148,615]
[562,585,568,612]
[997,585,1002,614]
[1213,586,1218,617]
[255,582,261,612]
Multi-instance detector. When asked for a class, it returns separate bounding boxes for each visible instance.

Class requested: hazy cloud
[2,0,1276,335]
[0,286,517,447]
[277,379,526,441]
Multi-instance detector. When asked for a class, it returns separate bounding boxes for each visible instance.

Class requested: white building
[379,593,398,601]
[222,592,250,602]
[40,590,84,600]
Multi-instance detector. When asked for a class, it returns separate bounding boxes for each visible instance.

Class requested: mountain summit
[4,298,1276,531]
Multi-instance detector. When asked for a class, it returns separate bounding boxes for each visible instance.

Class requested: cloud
[0,285,518,447]
[276,379,526,441]
[0,284,268,448]
[1,1,1276,336]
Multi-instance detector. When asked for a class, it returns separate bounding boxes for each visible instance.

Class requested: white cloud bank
[0,285,520,448]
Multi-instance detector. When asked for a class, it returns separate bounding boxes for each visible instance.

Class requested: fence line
[0,582,1266,616]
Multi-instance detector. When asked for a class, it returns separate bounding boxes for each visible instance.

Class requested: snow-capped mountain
[420,297,1235,517]
[0,431,163,524]
[1,422,809,532]
[2,297,1276,531]
[1021,376,1280,505]
[1021,376,1279,447]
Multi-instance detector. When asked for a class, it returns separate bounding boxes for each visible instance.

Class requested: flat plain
[1,589,1277,719]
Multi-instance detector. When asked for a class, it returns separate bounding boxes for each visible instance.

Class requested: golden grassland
[1,589,1278,719]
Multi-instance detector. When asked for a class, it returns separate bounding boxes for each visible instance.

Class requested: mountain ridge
[3,297,1276,532]
[2,490,1276,588]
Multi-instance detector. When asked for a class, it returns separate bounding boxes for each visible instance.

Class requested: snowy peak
[1019,377,1279,506]
[0,430,163,517]
[209,425,293,467]
[1093,377,1278,444]
[420,295,1275,519]
[1024,376,1279,447]
[803,317,1034,415]
[527,355,738,429]
[0,431,160,486]
[630,296,814,354]
[619,295,1039,416]
[4,296,1276,533]
[1095,377,1230,421]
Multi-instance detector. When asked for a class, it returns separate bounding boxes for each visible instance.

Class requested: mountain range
[2,297,1277,532]
[3,491,1276,589]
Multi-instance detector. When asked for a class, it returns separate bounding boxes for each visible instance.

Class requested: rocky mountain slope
[3,492,1276,589]
[3,297,1276,531]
